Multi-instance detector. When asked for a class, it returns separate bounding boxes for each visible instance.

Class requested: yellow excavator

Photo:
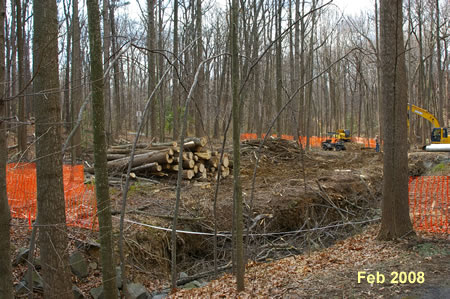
[336,129,352,142]
[408,104,450,152]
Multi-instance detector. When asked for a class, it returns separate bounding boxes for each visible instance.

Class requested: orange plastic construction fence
[7,162,448,235]
[352,136,376,148]
[409,176,449,234]
[6,163,97,230]
[240,133,376,148]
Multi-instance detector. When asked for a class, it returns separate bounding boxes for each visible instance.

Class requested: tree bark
[71,0,82,161]
[8,0,16,131]
[275,0,282,135]
[147,0,157,139]
[172,0,180,140]
[16,0,26,159]
[194,0,204,137]
[298,1,306,135]
[376,0,384,145]
[86,0,118,297]
[110,3,121,139]
[33,0,73,297]
[158,0,165,141]
[305,0,317,148]
[102,0,112,144]
[435,0,444,126]
[231,0,244,291]
[100,150,172,171]
[378,0,414,240]
[417,1,427,145]
[62,0,71,136]
[0,1,13,296]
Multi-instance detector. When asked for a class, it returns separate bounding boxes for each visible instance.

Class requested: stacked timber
[87,137,230,180]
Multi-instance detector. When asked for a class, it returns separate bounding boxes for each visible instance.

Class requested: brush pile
[241,138,302,160]
[86,137,230,180]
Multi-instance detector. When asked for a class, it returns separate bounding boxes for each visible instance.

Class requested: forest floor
[170,225,450,298]
[7,135,450,298]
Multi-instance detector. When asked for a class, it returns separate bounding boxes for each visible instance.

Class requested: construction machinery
[321,131,347,151]
[408,104,450,152]
[336,129,352,142]
[321,139,346,151]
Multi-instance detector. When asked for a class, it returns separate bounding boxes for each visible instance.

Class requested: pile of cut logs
[87,137,230,180]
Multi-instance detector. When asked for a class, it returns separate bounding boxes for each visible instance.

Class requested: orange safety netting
[409,176,449,234]
[6,162,448,235]
[6,163,97,230]
[352,136,376,148]
[240,133,376,148]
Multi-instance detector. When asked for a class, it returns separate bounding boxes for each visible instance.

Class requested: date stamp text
[357,271,425,284]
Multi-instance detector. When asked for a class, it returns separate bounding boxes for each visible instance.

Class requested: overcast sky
[127,0,375,21]
[332,0,374,16]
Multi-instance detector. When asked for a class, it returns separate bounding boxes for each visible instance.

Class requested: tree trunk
[435,0,444,126]
[147,0,157,139]
[417,1,427,145]
[110,4,121,139]
[158,0,165,141]
[298,1,306,135]
[33,0,73,296]
[86,0,118,297]
[294,0,301,134]
[375,0,383,142]
[100,150,172,172]
[288,0,295,135]
[194,0,204,137]
[24,9,33,120]
[343,65,348,129]
[251,0,262,136]
[0,1,13,296]
[305,0,317,147]
[8,0,16,132]
[62,0,71,136]
[16,0,26,159]
[71,0,82,161]
[102,0,112,144]
[378,0,414,240]
[231,0,244,291]
[172,0,179,140]
[358,61,363,137]
[275,0,282,135]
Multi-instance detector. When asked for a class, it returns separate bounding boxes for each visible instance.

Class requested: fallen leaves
[169,225,449,298]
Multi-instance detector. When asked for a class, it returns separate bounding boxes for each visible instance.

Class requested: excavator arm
[407,103,449,150]
[407,104,441,128]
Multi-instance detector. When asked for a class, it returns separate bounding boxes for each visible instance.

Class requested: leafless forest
[3,0,449,149]
[0,0,449,298]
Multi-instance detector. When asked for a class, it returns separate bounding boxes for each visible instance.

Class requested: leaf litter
[170,225,449,298]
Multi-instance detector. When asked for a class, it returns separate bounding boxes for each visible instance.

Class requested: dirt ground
[7,137,450,297]
[105,139,388,275]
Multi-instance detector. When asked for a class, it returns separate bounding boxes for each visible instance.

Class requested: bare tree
[33,0,73,296]
[194,0,204,137]
[231,0,245,291]
[71,0,82,161]
[172,0,180,140]
[15,0,26,158]
[103,0,113,143]
[378,0,414,240]
[157,0,165,141]
[147,0,157,138]
[435,0,444,126]
[86,0,118,297]
[110,1,122,139]
[0,0,13,296]
[275,0,282,135]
